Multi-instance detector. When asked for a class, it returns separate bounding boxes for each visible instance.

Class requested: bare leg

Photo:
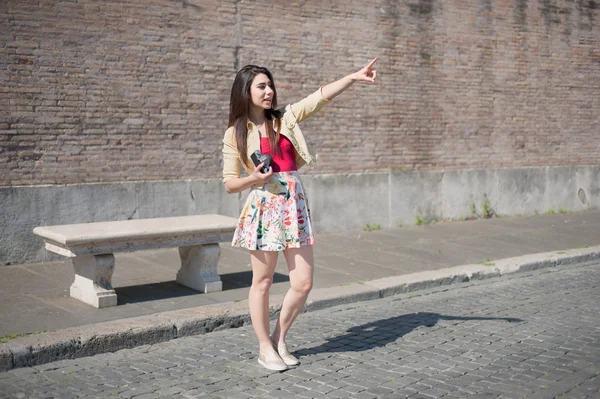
[271,245,314,345]
[249,250,280,355]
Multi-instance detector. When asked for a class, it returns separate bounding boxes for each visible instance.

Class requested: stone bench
[33,214,238,308]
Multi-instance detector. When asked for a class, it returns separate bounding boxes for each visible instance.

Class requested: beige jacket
[222,88,330,185]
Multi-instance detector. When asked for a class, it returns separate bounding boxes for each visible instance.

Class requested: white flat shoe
[271,338,300,366]
[258,350,288,371]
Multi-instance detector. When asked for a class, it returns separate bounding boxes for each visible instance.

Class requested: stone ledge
[365,264,501,298]
[303,283,381,312]
[33,214,238,257]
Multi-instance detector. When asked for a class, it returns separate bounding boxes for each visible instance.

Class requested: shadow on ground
[115,271,290,304]
[298,312,522,355]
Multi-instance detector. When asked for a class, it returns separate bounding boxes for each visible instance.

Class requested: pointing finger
[366,57,378,69]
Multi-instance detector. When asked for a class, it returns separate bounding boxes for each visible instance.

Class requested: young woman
[222,58,377,371]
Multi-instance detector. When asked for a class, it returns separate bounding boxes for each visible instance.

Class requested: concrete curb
[1,246,599,372]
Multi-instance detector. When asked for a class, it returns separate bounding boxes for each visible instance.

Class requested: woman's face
[249,73,274,111]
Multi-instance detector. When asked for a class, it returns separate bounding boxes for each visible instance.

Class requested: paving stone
[349,392,377,399]
[364,386,394,396]
[131,394,160,399]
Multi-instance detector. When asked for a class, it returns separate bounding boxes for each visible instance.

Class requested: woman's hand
[350,57,377,83]
[251,163,273,184]
[223,163,273,194]
[321,56,378,100]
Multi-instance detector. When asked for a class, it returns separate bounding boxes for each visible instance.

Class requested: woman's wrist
[347,73,359,82]
[246,175,256,186]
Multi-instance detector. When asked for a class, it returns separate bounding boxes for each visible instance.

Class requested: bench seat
[33,214,238,308]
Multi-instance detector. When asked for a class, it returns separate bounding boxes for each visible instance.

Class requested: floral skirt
[232,171,315,251]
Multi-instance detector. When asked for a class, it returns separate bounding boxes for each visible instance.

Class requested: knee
[252,276,273,294]
[292,279,313,296]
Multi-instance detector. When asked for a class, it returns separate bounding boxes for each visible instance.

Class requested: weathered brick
[1,0,599,185]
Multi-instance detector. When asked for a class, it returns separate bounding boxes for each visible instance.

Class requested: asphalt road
[1,262,599,399]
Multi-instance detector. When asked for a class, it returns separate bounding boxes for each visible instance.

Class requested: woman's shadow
[296,312,522,356]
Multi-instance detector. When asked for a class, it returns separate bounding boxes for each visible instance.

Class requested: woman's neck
[248,107,266,126]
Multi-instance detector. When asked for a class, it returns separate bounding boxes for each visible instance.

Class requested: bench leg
[70,254,118,308]
[177,244,223,293]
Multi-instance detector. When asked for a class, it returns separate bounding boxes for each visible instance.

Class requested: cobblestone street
[2,262,599,399]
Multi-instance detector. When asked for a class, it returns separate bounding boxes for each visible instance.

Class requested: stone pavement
[1,211,600,372]
[1,261,599,398]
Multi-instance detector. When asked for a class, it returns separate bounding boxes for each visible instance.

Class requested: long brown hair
[228,65,282,168]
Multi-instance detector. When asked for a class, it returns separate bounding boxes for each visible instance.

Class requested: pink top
[260,135,297,172]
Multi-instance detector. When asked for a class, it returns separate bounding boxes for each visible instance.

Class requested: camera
[250,150,273,173]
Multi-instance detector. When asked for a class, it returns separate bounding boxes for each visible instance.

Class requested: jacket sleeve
[222,127,241,183]
[288,87,330,124]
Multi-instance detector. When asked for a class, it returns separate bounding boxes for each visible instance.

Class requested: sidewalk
[2,211,600,370]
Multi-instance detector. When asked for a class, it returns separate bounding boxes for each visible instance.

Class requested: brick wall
[1,0,599,186]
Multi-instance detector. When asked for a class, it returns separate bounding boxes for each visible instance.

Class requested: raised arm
[320,57,378,100]
[288,57,378,123]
